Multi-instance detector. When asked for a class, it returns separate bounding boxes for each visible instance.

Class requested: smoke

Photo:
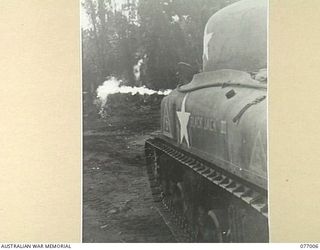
[171,15,180,23]
[96,77,172,106]
[133,59,144,81]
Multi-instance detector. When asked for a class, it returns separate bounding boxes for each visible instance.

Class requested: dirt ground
[82,104,175,243]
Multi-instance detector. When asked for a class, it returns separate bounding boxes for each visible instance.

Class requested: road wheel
[195,208,226,242]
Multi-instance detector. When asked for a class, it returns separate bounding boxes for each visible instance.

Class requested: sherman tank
[145,0,268,242]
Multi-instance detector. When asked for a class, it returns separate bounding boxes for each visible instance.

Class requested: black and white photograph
[82,0,268,243]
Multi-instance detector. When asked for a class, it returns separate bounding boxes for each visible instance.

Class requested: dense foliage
[82,0,238,106]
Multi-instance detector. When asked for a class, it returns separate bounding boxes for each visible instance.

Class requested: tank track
[151,194,194,242]
[145,137,268,242]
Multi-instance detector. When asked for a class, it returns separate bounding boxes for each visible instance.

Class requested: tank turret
[203,0,267,72]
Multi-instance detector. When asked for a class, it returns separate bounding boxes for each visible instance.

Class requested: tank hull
[160,70,267,190]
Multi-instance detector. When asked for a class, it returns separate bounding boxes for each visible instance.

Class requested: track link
[151,198,193,242]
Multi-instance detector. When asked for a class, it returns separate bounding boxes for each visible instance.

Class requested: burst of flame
[96,77,172,106]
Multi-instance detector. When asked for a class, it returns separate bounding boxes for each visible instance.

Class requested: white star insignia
[203,31,213,62]
[177,94,191,147]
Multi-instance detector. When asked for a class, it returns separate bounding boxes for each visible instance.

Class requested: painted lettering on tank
[175,93,229,149]
[189,115,219,133]
[220,120,227,134]
[162,102,173,138]
[196,116,203,128]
